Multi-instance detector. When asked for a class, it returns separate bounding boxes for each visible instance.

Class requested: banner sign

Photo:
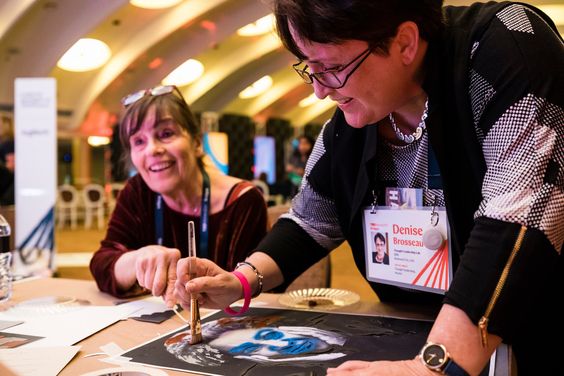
[14,78,57,275]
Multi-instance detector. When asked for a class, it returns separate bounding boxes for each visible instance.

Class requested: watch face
[422,343,447,368]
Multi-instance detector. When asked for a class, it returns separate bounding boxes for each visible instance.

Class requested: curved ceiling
[0,0,562,138]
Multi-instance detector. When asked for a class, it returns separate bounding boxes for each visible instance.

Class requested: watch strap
[420,342,470,376]
[443,359,470,376]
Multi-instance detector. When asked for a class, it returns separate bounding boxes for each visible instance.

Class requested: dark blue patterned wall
[219,113,255,180]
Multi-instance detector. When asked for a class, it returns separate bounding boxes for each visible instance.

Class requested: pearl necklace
[388,99,428,144]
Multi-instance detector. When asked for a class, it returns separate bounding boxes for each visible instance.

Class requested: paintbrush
[188,221,203,345]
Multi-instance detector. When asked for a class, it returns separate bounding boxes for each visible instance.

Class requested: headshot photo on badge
[372,232,389,265]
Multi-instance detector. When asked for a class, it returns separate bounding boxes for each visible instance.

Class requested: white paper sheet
[0,320,23,331]
[121,295,171,318]
[0,305,140,347]
[0,345,80,376]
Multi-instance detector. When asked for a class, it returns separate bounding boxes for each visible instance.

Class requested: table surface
[4,277,509,376]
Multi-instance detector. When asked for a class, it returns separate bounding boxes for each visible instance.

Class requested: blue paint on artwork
[254,328,284,341]
[229,328,321,356]
[271,338,320,355]
[229,342,263,354]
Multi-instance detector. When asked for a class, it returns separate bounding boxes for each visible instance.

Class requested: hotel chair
[82,184,105,230]
[251,179,270,200]
[56,184,79,229]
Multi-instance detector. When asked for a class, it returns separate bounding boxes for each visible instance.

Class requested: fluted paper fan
[279,288,360,310]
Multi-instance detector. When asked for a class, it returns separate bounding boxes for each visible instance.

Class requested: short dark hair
[298,135,315,146]
[294,135,314,158]
[273,0,444,58]
[374,232,386,244]
[118,88,201,169]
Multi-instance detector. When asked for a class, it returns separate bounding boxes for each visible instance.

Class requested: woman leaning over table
[89,85,267,305]
[176,1,563,375]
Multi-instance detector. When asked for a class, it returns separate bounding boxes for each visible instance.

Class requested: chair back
[57,185,79,208]
[266,204,331,290]
[82,184,105,208]
[251,179,270,199]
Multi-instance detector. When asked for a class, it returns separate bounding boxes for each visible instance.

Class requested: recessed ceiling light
[237,14,275,37]
[57,38,111,72]
[161,59,204,87]
[130,0,183,9]
[239,76,273,99]
[87,136,110,147]
[538,4,564,26]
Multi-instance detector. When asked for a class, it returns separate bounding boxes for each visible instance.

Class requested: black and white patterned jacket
[257,2,563,371]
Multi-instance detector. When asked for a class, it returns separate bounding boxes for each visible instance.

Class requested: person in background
[0,141,15,206]
[175,1,563,375]
[89,85,267,303]
[286,135,314,197]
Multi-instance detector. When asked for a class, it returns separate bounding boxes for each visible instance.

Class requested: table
[7,278,511,375]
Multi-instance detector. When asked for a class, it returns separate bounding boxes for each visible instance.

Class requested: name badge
[362,205,452,294]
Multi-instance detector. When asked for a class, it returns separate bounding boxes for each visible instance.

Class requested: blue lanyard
[427,144,442,190]
[154,167,211,258]
[373,140,443,199]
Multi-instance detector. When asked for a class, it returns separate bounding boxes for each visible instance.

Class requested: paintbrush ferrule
[189,297,202,344]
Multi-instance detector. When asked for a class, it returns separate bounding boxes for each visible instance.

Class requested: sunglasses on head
[120,85,181,107]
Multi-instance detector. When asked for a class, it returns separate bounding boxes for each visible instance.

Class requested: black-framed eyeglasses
[292,48,371,89]
[121,85,182,107]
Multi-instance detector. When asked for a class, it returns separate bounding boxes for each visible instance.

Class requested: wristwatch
[419,342,469,376]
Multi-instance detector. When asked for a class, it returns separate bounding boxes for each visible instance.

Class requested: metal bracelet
[236,261,263,298]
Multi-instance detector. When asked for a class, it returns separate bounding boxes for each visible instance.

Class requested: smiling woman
[89,84,268,300]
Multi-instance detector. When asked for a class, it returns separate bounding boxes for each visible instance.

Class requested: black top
[256,2,564,374]
[90,174,268,297]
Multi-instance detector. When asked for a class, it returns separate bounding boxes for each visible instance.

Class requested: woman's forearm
[240,251,284,295]
[113,250,139,291]
[426,304,501,375]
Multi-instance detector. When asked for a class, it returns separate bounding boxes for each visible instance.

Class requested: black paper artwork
[122,307,434,376]
[0,332,43,349]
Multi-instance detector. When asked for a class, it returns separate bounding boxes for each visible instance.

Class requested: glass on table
[0,214,12,303]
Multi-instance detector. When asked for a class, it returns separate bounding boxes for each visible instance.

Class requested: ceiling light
[299,93,332,108]
[538,5,564,25]
[87,136,110,147]
[239,76,273,99]
[299,93,321,108]
[161,59,204,87]
[148,57,163,69]
[57,38,111,72]
[237,14,275,36]
[130,0,183,9]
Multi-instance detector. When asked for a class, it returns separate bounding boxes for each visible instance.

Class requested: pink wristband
[224,270,251,316]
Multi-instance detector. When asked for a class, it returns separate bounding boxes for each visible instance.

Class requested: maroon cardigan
[90,174,267,297]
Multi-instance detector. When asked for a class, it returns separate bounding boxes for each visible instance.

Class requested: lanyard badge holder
[362,143,452,294]
[422,196,445,251]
